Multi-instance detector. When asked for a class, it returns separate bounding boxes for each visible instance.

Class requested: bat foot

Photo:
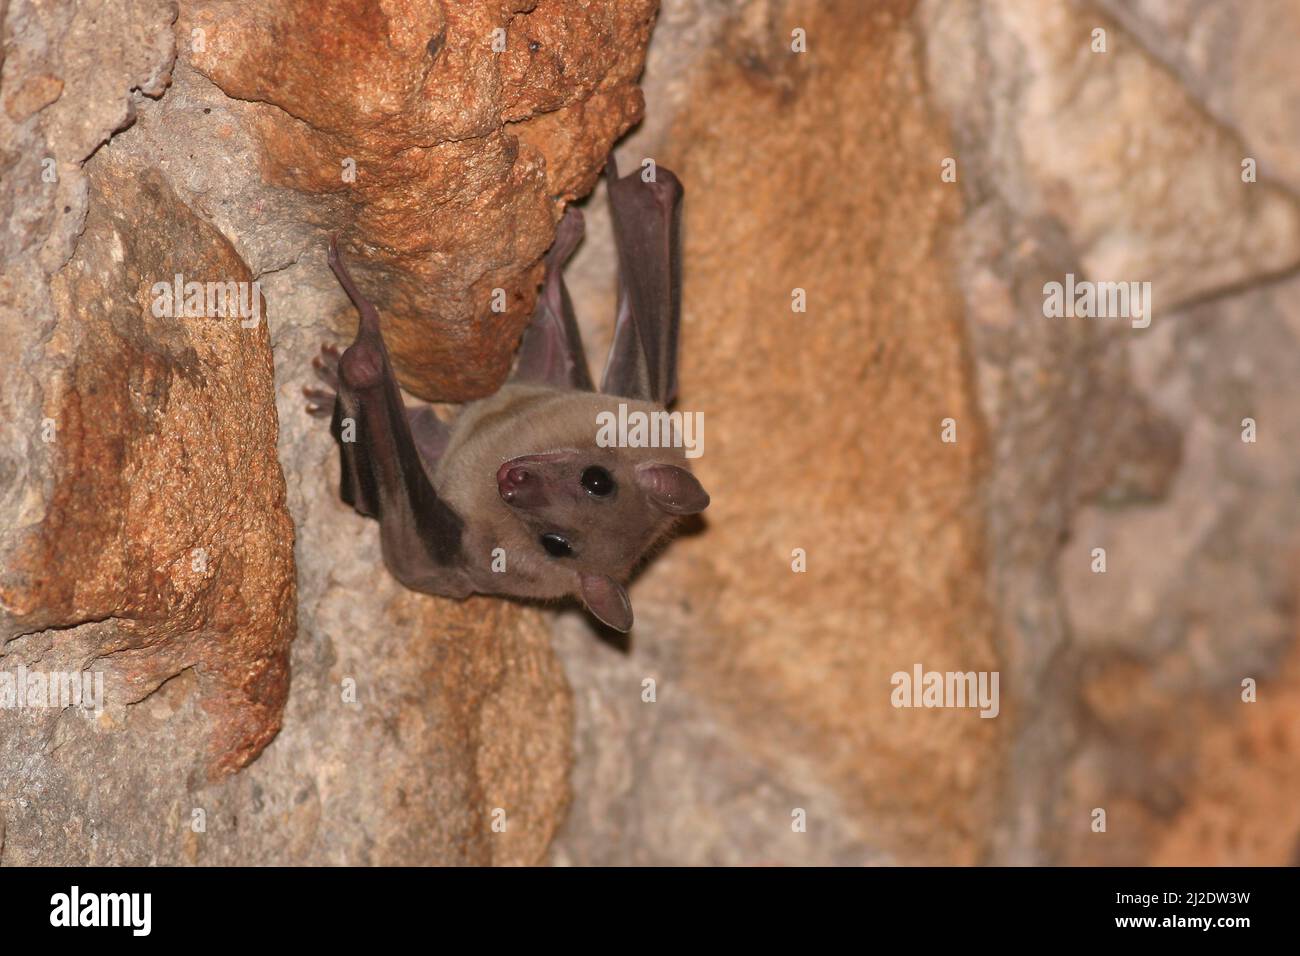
[312,342,341,388]
[302,385,335,417]
[305,342,341,417]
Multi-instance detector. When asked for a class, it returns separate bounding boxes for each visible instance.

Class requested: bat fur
[304,158,707,632]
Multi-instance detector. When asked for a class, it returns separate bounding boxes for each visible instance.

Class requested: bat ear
[635,463,710,515]
[579,573,633,632]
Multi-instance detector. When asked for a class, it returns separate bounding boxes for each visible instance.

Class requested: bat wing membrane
[511,206,594,391]
[327,239,467,587]
[600,157,684,406]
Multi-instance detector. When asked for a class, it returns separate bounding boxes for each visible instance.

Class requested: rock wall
[3,0,1298,866]
[555,0,1001,866]
[553,0,1300,865]
[0,0,641,865]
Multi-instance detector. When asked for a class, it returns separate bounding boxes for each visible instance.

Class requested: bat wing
[511,206,594,391]
[327,238,467,591]
[600,157,684,405]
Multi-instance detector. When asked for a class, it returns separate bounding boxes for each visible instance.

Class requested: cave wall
[552,0,1300,865]
[0,0,648,866]
[2,0,1299,866]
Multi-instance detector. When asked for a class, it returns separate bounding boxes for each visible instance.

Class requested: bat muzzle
[497,458,548,508]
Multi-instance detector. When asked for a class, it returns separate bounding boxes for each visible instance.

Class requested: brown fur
[440,384,690,601]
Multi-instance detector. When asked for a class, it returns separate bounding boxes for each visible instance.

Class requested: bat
[303,157,708,632]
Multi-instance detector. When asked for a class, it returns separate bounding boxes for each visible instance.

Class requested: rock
[1055,274,1300,865]
[554,0,1300,867]
[0,0,638,865]
[919,0,1300,863]
[184,0,657,400]
[5,0,1300,868]
[555,0,1003,866]
[1098,0,1300,197]
[1149,640,1300,866]
[922,0,1300,311]
[7,156,296,775]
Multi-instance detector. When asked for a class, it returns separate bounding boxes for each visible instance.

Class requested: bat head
[495,447,708,631]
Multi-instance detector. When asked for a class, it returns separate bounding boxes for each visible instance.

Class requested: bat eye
[540,533,573,558]
[581,465,616,497]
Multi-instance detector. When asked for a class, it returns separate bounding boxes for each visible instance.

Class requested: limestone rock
[5,0,1300,868]
[185,0,657,400]
[556,0,1004,866]
[0,0,631,866]
[1099,0,1300,197]
[554,0,1300,867]
[10,157,295,775]
[920,0,1300,863]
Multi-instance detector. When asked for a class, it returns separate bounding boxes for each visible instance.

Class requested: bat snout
[497,460,548,508]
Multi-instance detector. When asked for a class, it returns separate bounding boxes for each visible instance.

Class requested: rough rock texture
[185,0,656,400]
[0,0,640,865]
[1098,0,1300,197]
[4,0,1300,867]
[10,156,296,776]
[551,0,1300,866]
[917,0,1300,865]
[1149,641,1300,866]
[555,0,1003,866]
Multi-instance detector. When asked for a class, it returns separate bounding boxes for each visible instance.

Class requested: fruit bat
[304,158,708,632]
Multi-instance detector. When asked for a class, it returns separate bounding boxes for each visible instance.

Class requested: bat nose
[497,461,545,507]
[497,452,572,507]
[497,460,522,491]
[498,464,528,493]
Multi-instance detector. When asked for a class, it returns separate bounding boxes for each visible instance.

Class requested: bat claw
[303,381,336,420]
[313,343,341,388]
